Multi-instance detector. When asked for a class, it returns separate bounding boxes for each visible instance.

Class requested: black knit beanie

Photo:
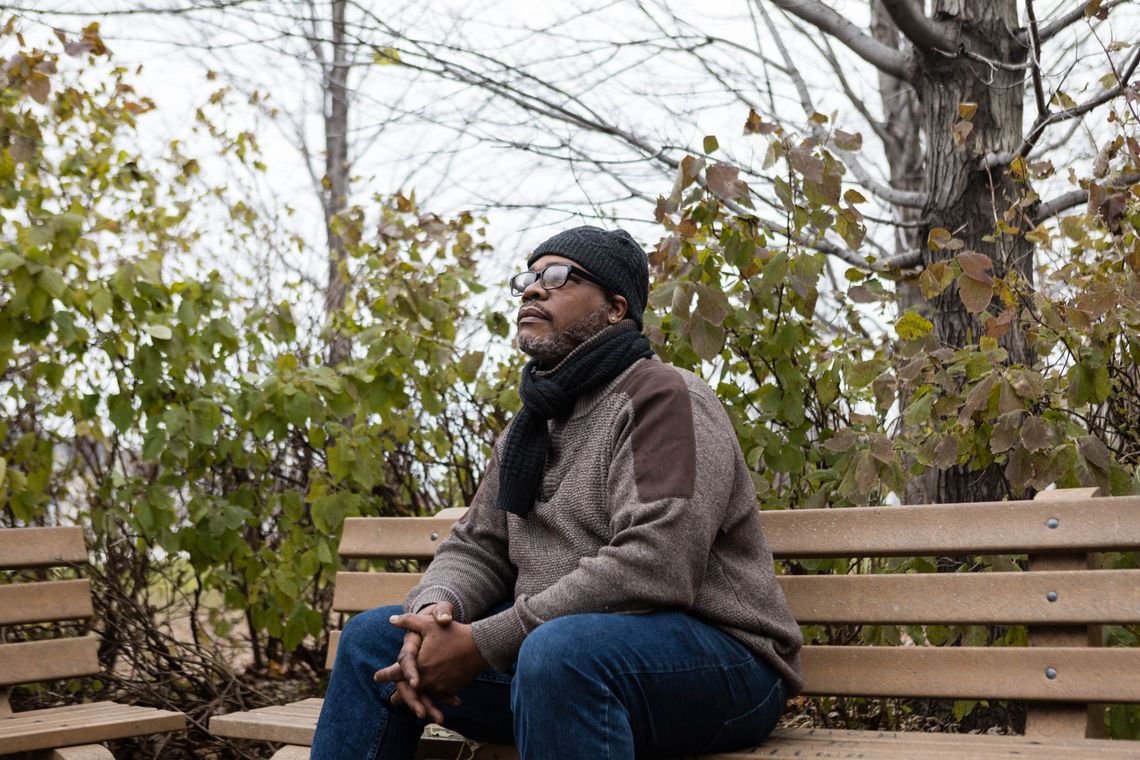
[528,226,649,329]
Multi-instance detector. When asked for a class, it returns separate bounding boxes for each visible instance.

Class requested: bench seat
[0,701,187,754]
[209,700,1140,759]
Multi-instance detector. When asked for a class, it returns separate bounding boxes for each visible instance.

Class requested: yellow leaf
[958,102,978,120]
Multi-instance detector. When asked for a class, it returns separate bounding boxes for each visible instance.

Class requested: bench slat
[340,518,457,560]
[760,495,1140,557]
[0,580,94,625]
[801,645,1140,701]
[332,572,422,612]
[341,495,1140,561]
[0,637,101,687]
[720,727,1140,759]
[0,701,185,753]
[329,569,1140,625]
[210,701,323,746]
[782,569,1140,624]
[0,527,87,570]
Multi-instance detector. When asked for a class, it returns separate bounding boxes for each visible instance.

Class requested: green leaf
[895,311,934,341]
[144,324,173,340]
[108,394,133,433]
[458,351,485,383]
[703,135,719,153]
[141,427,166,461]
[0,252,24,270]
[846,359,885,390]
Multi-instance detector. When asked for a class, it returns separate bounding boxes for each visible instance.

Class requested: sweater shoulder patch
[615,362,696,501]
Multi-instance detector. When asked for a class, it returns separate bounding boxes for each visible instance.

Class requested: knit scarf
[496,320,653,517]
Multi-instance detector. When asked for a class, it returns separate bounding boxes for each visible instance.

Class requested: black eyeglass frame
[509,263,610,297]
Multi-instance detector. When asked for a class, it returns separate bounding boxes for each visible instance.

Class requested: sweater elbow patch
[617,364,697,501]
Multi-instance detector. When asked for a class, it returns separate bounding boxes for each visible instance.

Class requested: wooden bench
[0,527,186,759]
[210,489,1140,758]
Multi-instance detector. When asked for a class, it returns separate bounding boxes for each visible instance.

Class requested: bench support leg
[1025,488,1105,739]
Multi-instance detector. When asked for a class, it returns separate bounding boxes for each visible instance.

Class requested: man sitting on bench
[310,226,803,759]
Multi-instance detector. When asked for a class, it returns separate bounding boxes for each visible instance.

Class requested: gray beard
[517,304,610,362]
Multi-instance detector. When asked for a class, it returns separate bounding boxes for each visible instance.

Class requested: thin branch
[879,0,958,53]
[1032,0,1132,44]
[1025,0,1048,119]
[767,0,913,83]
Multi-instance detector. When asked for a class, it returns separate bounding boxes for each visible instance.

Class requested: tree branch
[1033,173,1140,222]
[1024,0,1048,120]
[1015,42,1140,158]
[879,0,957,53]
[767,0,913,83]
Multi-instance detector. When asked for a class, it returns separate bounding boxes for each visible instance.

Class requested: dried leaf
[956,251,994,281]
[689,315,725,361]
[991,411,1023,454]
[919,261,954,299]
[855,450,879,495]
[958,273,994,314]
[985,309,1014,338]
[927,227,953,250]
[958,374,998,426]
[958,102,978,120]
[1004,442,1034,489]
[869,434,893,464]
[951,119,974,146]
[28,72,50,104]
[823,427,857,452]
[743,108,777,135]
[834,130,863,151]
[706,162,749,202]
[1007,368,1045,400]
[1078,435,1112,471]
[934,436,959,468]
[1076,285,1118,320]
[1020,415,1050,453]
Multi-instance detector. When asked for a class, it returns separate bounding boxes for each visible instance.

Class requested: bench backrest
[0,527,100,712]
[328,491,1140,739]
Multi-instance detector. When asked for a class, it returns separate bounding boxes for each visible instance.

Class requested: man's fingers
[433,602,454,626]
[373,663,405,684]
[419,693,446,725]
[389,612,431,634]
[393,681,426,719]
[397,648,421,688]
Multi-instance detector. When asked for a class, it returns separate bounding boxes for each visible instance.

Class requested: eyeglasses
[509,263,609,297]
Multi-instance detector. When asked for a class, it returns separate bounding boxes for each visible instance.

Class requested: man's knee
[514,614,617,693]
[336,603,405,669]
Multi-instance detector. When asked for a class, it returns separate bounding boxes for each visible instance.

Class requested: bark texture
[916,0,1033,503]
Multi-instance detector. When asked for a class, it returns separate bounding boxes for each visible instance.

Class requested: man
[311,226,803,759]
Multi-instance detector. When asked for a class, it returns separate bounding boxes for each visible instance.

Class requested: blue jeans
[310,605,786,759]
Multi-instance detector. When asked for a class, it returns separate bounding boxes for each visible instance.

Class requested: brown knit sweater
[406,357,805,694]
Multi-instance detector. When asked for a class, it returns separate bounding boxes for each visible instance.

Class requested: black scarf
[496,321,653,517]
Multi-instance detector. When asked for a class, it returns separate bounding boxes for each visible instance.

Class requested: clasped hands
[373,602,488,724]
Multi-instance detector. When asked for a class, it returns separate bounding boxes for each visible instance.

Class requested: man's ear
[607,295,629,323]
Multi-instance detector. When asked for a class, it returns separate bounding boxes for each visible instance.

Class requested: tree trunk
[323,0,351,367]
[918,0,1034,503]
